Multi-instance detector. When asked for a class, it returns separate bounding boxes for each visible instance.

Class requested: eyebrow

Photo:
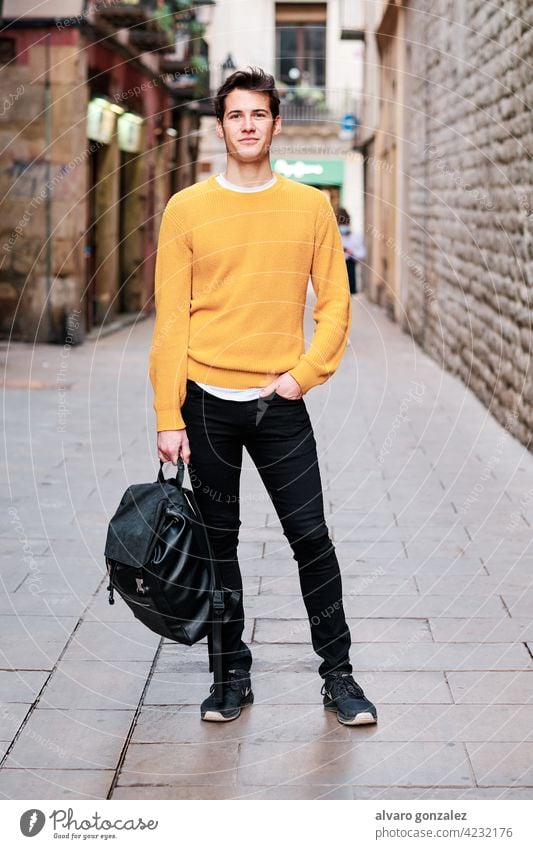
[226,109,269,115]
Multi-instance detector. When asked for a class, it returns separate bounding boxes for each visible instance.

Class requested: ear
[272,115,282,136]
[215,119,224,139]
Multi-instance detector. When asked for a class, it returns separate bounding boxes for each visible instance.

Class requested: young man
[150,67,377,727]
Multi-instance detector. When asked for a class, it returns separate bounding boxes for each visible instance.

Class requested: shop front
[272,157,345,211]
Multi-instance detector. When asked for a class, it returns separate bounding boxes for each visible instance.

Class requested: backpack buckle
[213,589,225,611]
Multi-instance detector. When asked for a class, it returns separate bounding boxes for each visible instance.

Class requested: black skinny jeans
[181,378,352,679]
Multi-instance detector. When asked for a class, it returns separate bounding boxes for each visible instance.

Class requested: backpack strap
[158,459,226,705]
[184,481,225,705]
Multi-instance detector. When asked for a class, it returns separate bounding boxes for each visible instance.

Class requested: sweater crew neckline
[208,172,283,197]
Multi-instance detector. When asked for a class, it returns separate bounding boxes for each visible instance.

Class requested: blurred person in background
[336,207,366,295]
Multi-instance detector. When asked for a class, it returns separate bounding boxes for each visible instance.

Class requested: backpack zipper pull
[106,560,116,605]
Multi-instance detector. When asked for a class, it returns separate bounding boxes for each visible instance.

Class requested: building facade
[0,0,211,343]
[358,0,533,448]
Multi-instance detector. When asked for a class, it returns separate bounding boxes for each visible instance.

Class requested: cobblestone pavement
[1,297,532,800]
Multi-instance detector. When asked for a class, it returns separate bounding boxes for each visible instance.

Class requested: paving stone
[0,702,30,739]
[501,593,533,618]
[324,704,533,744]
[117,742,239,786]
[0,563,34,593]
[237,741,473,787]
[344,594,506,618]
[0,670,49,702]
[60,620,161,662]
[0,614,78,668]
[447,671,533,704]
[0,593,87,618]
[15,570,104,595]
[336,528,469,546]
[466,742,533,787]
[5,708,135,769]
[144,672,215,705]
[0,769,114,799]
[254,618,432,644]
[333,539,409,557]
[131,703,351,744]
[239,526,287,542]
[485,558,532,575]
[39,660,153,709]
[429,617,533,643]
[394,514,465,529]
[350,787,533,800]
[112,784,239,799]
[328,551,487,576]
[113,780,355,799]
[418,574,533,595]
[324,513,398,530]
[405,541,485,560]
[241,784,356,799]
[42,538,105,559]
[2,524,80,541]
[351,642,530,672]
[0,539,49,557]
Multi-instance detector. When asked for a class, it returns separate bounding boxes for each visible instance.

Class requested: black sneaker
[321,672,377,725]
[200,668,254,722]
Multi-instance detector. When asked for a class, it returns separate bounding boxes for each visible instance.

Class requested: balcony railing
[279,88,361,125]
[195,88,361,127]
[93,1,175,53]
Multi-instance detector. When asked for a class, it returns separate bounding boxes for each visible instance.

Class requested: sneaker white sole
[337,711,377,726]
[201,709,242,722]
[201,695,254,722]
[325,703,377,725]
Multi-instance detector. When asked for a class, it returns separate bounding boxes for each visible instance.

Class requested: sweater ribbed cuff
[156,408,186,432]
[287,358,321,395]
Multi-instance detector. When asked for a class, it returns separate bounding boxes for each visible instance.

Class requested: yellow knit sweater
[149,174,351,431]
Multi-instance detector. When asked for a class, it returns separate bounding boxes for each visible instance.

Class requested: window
[0,38,16,66]
[275,3,327,88]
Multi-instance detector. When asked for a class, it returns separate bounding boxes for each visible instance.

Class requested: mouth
[239,138,260,144]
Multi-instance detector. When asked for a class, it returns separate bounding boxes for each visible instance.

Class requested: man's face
[216,88,281,162]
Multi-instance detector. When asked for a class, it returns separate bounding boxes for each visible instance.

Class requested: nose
[242,114,256,132]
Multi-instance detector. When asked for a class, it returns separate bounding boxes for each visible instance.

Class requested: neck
[223,156,274,187]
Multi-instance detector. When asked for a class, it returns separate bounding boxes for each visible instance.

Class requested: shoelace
[323,674,365,700]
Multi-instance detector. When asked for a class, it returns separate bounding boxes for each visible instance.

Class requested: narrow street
[1,297,532,800]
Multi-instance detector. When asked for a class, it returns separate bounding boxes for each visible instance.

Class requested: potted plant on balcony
[294,86,326,108]
[279,82,326,111]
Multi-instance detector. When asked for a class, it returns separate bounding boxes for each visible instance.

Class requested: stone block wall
[403,0,533,446]
[0,35,88,342]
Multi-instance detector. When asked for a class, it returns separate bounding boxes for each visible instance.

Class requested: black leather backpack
[104,460,238,703]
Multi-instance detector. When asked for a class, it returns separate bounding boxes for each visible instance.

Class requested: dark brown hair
[336,207,351,227]
[214,66,280,122]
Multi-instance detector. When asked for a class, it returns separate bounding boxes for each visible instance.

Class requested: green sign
[273,157,344,186]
